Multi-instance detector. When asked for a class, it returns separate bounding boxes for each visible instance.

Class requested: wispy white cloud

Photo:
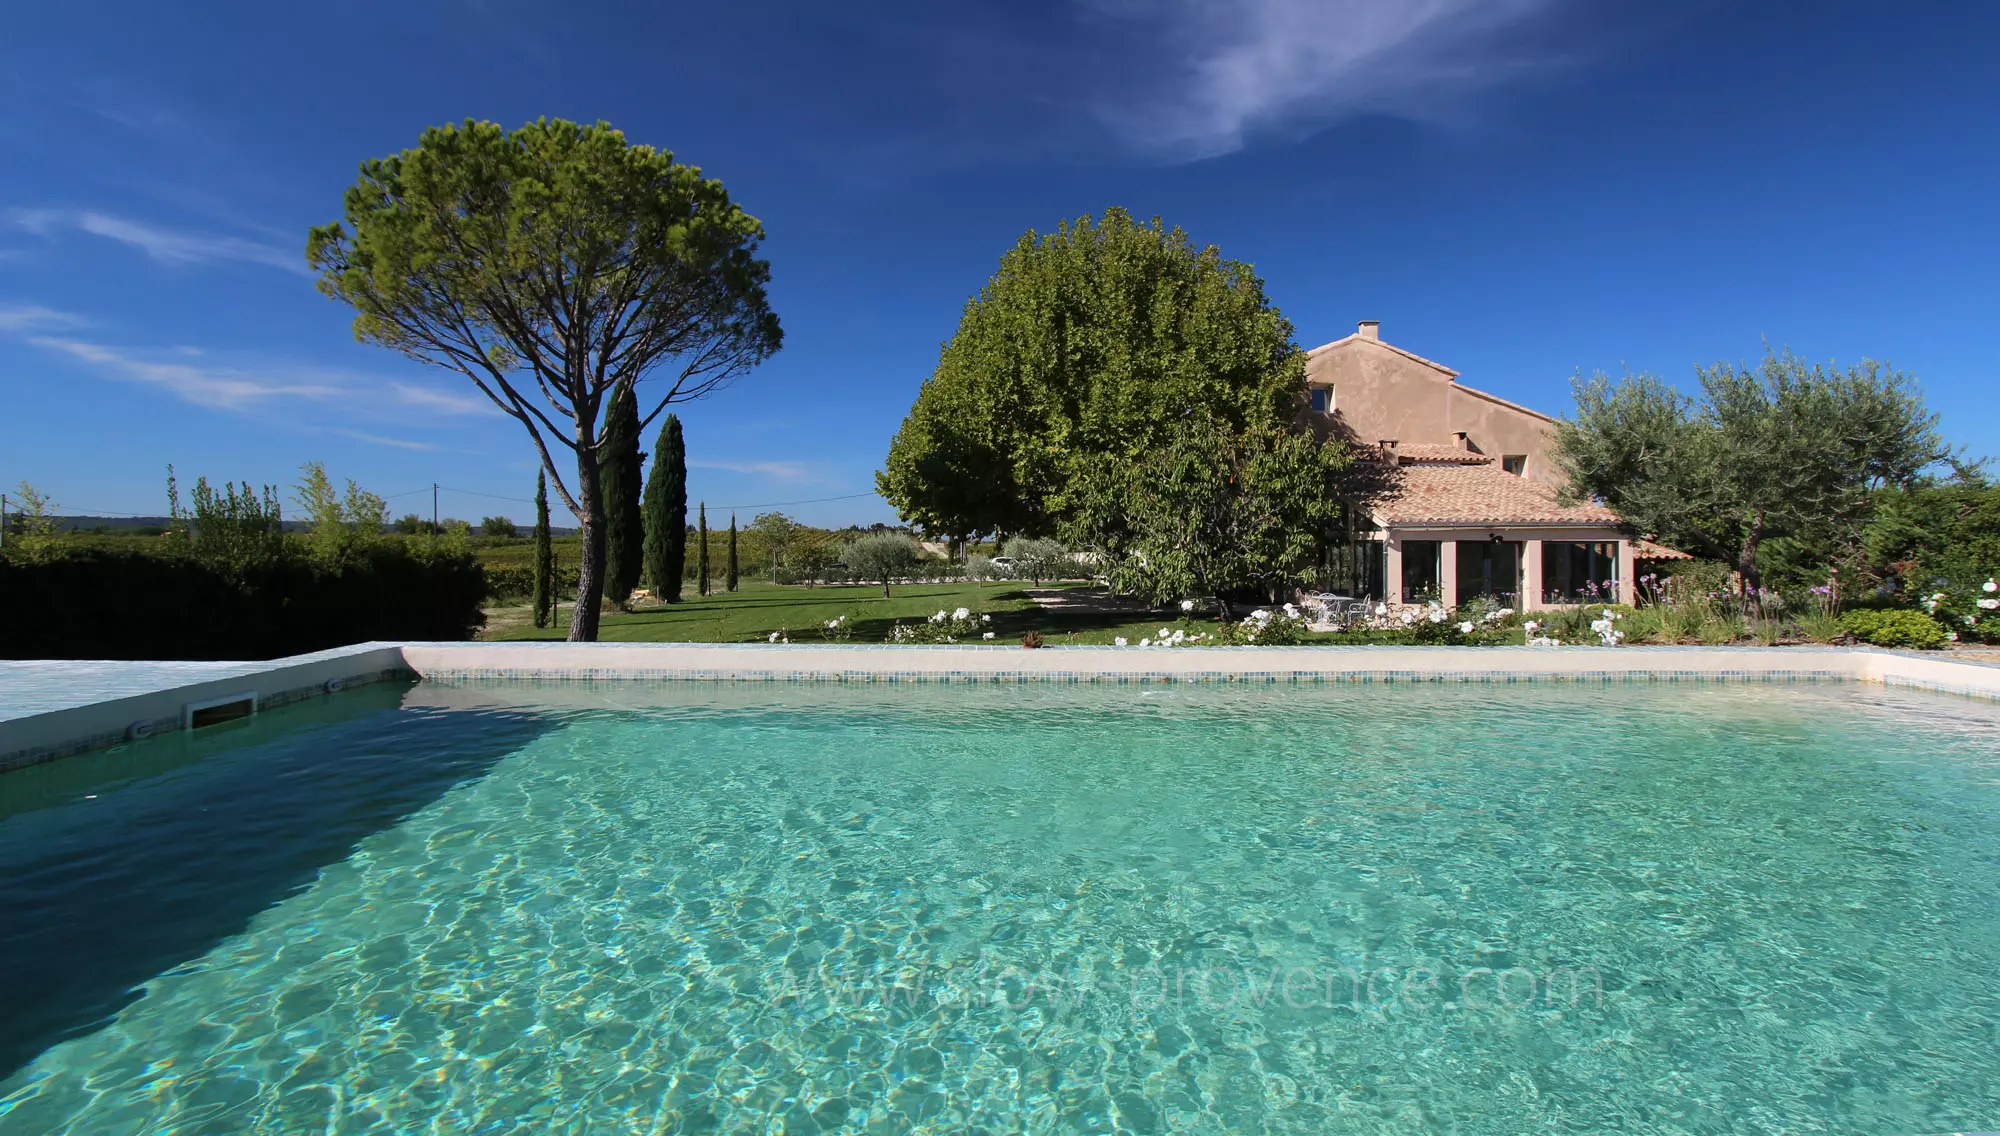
[690,459,819,484]
[11,208,308,276]
[0,303,85,332]
[27,337,342,409]
[1082,0,1564,158]
[333,429,440,452]
[391,382,503,417]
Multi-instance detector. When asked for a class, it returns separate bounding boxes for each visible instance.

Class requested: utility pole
[432,483,439,535]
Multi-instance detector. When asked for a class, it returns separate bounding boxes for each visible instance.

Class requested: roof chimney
[1452,430,1470,451]
[1357,320,1380,341]
[1377,439,1399,463]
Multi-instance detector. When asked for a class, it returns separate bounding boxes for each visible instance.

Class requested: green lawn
[487,579,1191,645]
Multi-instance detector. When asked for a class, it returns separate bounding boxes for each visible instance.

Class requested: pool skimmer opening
[183,692,257,731]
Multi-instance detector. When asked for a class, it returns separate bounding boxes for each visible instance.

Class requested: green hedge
[1838,608,1946,650]
[0,546,486,660]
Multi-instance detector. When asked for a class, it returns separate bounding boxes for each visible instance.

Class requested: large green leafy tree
[1554,349,1945,597]
[1067,417,1349,614]
[308,118,781,641]
[643,413,688,602]
[1863,474,2000,593]
[599,382,644,607]
[748,512,800,582]
[878,209,1305,544]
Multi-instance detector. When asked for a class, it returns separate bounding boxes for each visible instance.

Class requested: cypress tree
[642,413,687,602]
[532,470,554,629]
[697,502,710,596]
[727,514,739,591]
[600,384,644,608]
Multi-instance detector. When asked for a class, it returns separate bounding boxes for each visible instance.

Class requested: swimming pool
[2,680,1997,1133]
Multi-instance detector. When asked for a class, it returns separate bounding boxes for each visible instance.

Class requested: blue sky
[3,1,1996,527]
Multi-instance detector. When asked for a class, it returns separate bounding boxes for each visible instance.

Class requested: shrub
[1697,615,1746,644]
[1218,605,1315,645]
[1132,617,1220,648]
[1659,602,1706,643]
[1839,609,1946,650]
[1652,560,1732,606]
[1622,606,1668,644]
[887,606,993,643]
[1919,576,2000,644]
[480,516,518,538]
[1794,611,1844,644]
[0,545,486,660]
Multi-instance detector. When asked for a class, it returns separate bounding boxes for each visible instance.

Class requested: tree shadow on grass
[821,603,1174,646]
[607,586,1045,627]
[0,684,559,1080]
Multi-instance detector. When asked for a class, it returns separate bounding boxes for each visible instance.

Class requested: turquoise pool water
[2,681,1998,1134]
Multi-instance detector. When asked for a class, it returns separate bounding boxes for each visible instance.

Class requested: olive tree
[1002,537,1072,585]
[843,532,917,598]
[308,118,781,640]
[1554,348,1946,599]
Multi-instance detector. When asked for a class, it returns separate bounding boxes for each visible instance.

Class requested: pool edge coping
[5,642,1999,772]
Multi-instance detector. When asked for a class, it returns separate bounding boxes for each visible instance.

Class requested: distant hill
[50,515,183,533]
[40,516,578,537]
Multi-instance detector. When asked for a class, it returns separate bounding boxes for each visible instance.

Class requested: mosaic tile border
[419,667,1857,687]
[414,664,2000,703]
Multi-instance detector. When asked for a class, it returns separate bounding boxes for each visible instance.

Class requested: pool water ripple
[2,683,1998,1134]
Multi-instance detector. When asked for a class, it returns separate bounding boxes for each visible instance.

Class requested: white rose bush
[1917,575,2000,645]
[887,607,993,644]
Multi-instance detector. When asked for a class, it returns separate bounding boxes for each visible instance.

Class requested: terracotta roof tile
[1631,538,1692,560]
[1365,462,1625,527]
[1394,443,1492,464]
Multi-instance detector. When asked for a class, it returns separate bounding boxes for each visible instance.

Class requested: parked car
[989,556,1019,577]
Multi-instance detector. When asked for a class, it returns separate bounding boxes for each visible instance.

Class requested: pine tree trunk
[1737,511,1765,617]
[568,446,606,642]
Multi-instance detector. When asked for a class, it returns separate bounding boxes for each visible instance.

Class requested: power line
[436,486,885,511]
[436,485,535,504]
[715,491,882,510]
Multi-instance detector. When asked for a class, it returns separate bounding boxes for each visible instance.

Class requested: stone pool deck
[4,641,2000,772]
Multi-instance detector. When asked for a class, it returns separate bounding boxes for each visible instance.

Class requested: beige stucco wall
[1305,332,1563,484]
